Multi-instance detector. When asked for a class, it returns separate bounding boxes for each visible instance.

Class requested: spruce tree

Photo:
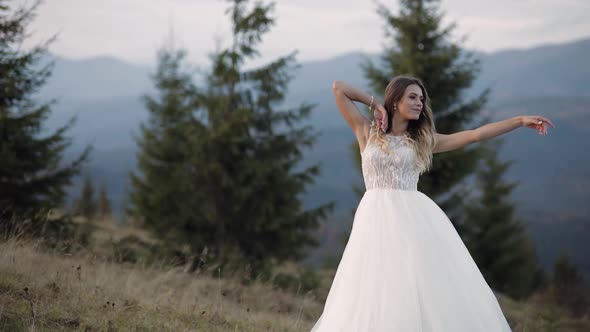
[73,175,96,220]
[196,0,332,271]
[0,0,88,232]
[362,0,487,222]
[128,45,201,247]
[462,140,539,299]
[130,0,332,274]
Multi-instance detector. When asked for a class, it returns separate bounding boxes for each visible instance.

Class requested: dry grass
[500,292,590,331]
[1,220,589,331]
[0,238,322,331]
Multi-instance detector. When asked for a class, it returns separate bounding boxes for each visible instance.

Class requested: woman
[311,76,554,331]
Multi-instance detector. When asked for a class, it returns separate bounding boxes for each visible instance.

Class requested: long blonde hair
[370,76,436,173]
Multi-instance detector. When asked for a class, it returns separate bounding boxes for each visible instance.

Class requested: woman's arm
[433,115,555,154]
[332,80,376,151]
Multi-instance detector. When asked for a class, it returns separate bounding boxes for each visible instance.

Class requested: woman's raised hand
[373,103,388,133]
[521,115,555,135]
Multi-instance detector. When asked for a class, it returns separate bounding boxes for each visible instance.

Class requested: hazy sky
[19,0,590,65]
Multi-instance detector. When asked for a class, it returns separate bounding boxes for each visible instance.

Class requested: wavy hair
[370,75,436,173]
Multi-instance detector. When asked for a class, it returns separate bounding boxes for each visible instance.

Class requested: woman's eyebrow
[409,93,424,98]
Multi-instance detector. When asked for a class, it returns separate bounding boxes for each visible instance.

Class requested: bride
[310,76,554,331]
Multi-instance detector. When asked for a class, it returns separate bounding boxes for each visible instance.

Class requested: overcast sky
[19,0,590,66]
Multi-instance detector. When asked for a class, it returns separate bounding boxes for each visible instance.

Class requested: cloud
[17,0,590,65]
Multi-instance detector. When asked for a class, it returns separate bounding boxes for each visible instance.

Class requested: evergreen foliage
[0,0,89,236]
[463,140,540,299]
[129,0,332,275]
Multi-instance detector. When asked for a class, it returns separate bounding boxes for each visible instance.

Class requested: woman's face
[395,84,423,121]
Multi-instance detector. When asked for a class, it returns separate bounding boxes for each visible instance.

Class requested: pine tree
[462,140,539,299]
[195,0,333,272]
[98,185,112,220]
[0,0,88,232]
[362,0,487,223]
[130,0,332,274]
[128,45,200,246]
[73,175,97,220]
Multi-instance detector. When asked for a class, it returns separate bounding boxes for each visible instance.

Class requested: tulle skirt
[311,189,512,332]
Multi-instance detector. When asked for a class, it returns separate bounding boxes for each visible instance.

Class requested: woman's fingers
[539,116,555,128]
[373,109,381,121]
[531,116,555,128]
[538,122,548,135]
[375,106,388,132]
[522,116,549,135]
[526,116,554,135]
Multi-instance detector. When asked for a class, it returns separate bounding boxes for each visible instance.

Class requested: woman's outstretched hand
[373,103,388,132]
[521,115,555,135]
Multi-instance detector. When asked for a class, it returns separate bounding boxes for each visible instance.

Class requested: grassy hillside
[1,220,589,331]
[0,238,322,331]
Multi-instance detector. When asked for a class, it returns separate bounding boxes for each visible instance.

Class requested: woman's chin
[401,114,418,121]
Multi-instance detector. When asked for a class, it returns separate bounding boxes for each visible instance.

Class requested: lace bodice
[361,133,420,191]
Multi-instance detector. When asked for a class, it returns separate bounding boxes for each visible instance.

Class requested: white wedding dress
[311,132,512,331]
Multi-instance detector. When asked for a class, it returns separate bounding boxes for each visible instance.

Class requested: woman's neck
[390,117,409,136]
